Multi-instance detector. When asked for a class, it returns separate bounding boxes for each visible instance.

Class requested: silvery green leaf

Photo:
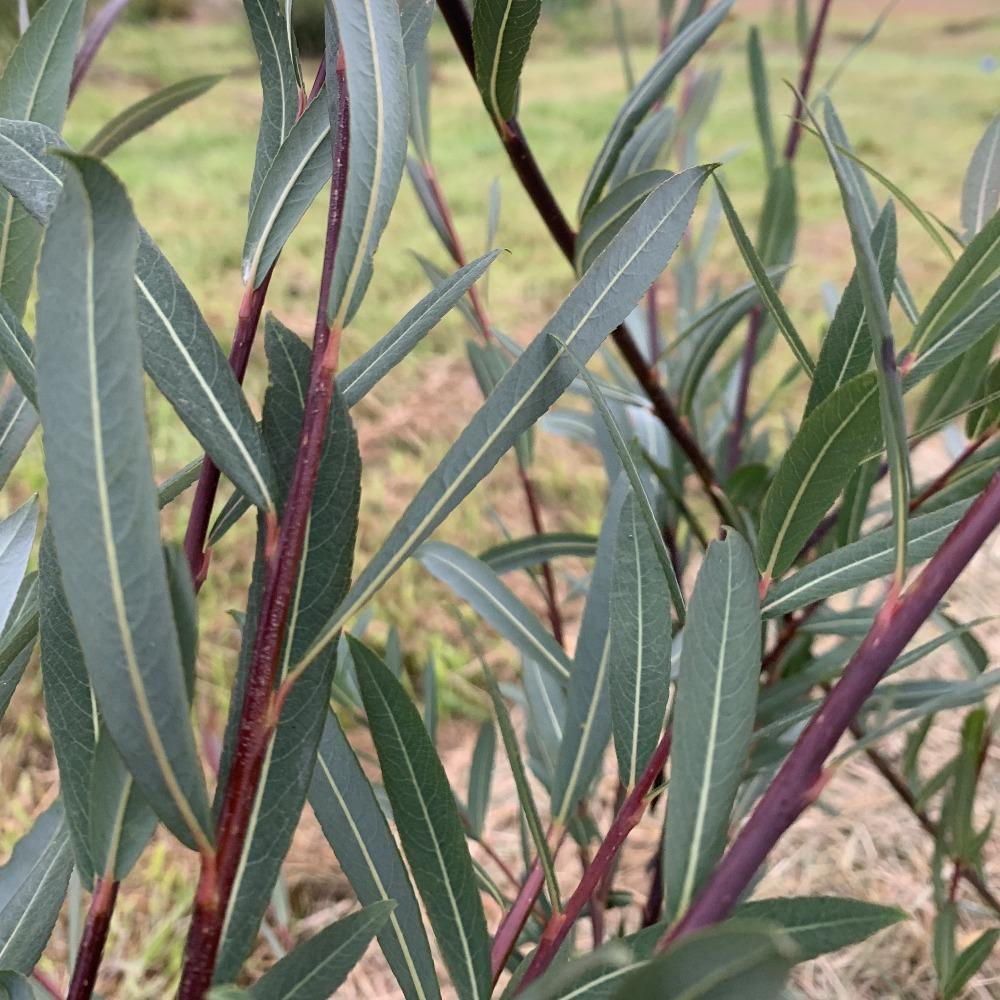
[762,499,974,617]
[607,107,677,191]
[0,119,278,511]
[352,637,491,1000]
[609,492,671,790]
[419,542,570,684]
[0,803,73,973]
[0,292,36,405]
[806,202,896,414]
[36,156,212,851]
[400,0,434,69]
[552,479,627,823]
[310,710,440,1000]
[0,496,36,633]
[577,0,731,216]
[340,251,500,406]
[758,373,881,583]
[0,119,66,238]
[242,0,300,211]
[747,26,775,171]
[293,166,712,678]
[213,318,361,981]
[576,170,672,275]
[0,573,36,723]
[466,722,495,839]
[472,0,542,125]
[81,74,223,159]
[664,529,761,920]
[961,115,1000,241]
[0,0,85,317]
[326,0,408,326]
[247,902,395,1000]
[480,532,597,575]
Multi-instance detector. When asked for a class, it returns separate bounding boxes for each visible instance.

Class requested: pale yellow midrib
[974,124,999,233]
[627,503,643,788]
[293,172,704,679]
[81,194,210,853]
[487,0,515,126]
[764,384,877,581]
[0,832,69,965]
[316,735,430,1000]
[912,283,1000,373]
[677,542,733,913]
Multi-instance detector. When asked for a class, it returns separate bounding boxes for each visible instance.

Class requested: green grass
[2,2,999,990]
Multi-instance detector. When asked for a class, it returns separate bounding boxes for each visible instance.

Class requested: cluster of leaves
[0,0,997,998]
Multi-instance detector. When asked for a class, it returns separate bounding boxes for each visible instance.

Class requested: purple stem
[69,0,131,101]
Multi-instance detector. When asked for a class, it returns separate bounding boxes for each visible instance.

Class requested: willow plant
[0,0,997,997]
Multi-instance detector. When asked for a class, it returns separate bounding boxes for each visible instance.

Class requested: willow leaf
[806,202,895,414]
[213,318,361,981]
[715,177,814,377]
[36,156,212,851]
[419,542,570,684]
[327,0,408,326]
[0,293,35,405]
[0,120,277,511]
[815,98,911,584]
[352,637,491,1000]
[576,170,672,275]
[607,107,677,190]
[664,530,761,920]
[609,492,672,790]
[309,710,440,1000]
[762,498,974,617]
[472,0,542,125]
[82,74,222,159]
[480,531,597,574]
[0,803,73,974]
[293,166,711,678]
[0,497,35,633]
[0,0,84,317]
[243,0,300,211]
[747,26,775,171]
[247,903,394,1000]
[578,0,731,216]
[0,573,36,724]
[610,921,794,999]
[908,209,1000,357]
[340,251,500,406]
[961,115,1000,241]
[758,373,881,583]
[552,480,627,824]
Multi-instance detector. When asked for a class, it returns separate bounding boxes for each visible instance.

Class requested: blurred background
[0,0,998,995]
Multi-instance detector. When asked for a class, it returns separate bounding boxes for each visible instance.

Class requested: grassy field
[1,0,999,994]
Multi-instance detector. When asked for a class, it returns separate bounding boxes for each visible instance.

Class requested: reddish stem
[909,430,994,512]
[662,468,1000,945]
[783,0,835,162]
[491,859,545,982]
[178,52,351,1000]
[518,730,674,989]
[434,0,729,523]
[67,876,119,1000]
[69,0,131,100]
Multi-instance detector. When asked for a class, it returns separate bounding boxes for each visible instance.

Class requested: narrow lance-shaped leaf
[664,529,761,920]
[352,637,491,1000]
[0,385,35,493]
[806,201,896,414]
[0,119,277,511]
[609,921,795,999]
[0,292,36,405]
[607,107,678,191]
[309,709,440,1000]
[292,166,712,679]
[552,479,628,824]
[246,903,395,1000]
[340,251,500,406]
[0,497,36,632]
[480,531,597,575]
[578,0,732,216]
[213,318,362,981]
[762,498,974,617]
[715,177,815,377]
[81,75,223,159]
[961,114,1000,241]
[472,0,542,125]
[326,0,408,326]
[242,0,301,211]
[465,722,495,839]
[814,97,911,586]
[419,542,571,685]
[747,26,775,171]
[758,373,882,583]
[0,573,37,724]
[0,803,73,974]
[35,155,212,851]
[609,491,672,790]
[0,0,85,317]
